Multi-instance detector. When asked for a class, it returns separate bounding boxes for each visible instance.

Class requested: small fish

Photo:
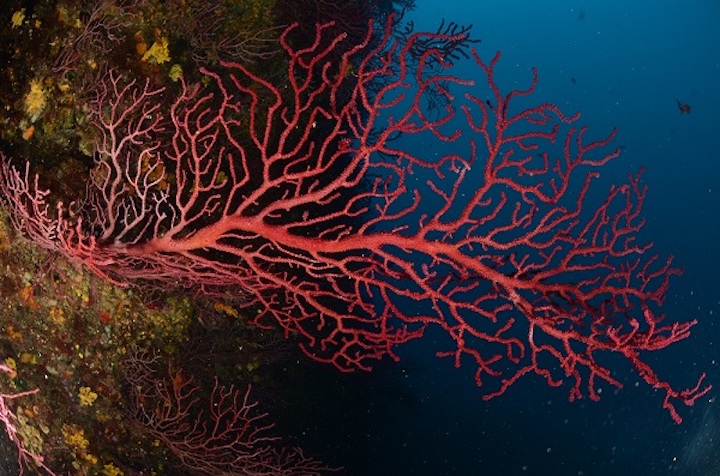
[675,98,692,114]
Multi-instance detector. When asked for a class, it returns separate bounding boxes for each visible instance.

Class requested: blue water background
[293,1,720,475]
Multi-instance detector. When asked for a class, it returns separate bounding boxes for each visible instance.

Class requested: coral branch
[0,364,55,475]
[124,352,330,474]
[0,17,707,422]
